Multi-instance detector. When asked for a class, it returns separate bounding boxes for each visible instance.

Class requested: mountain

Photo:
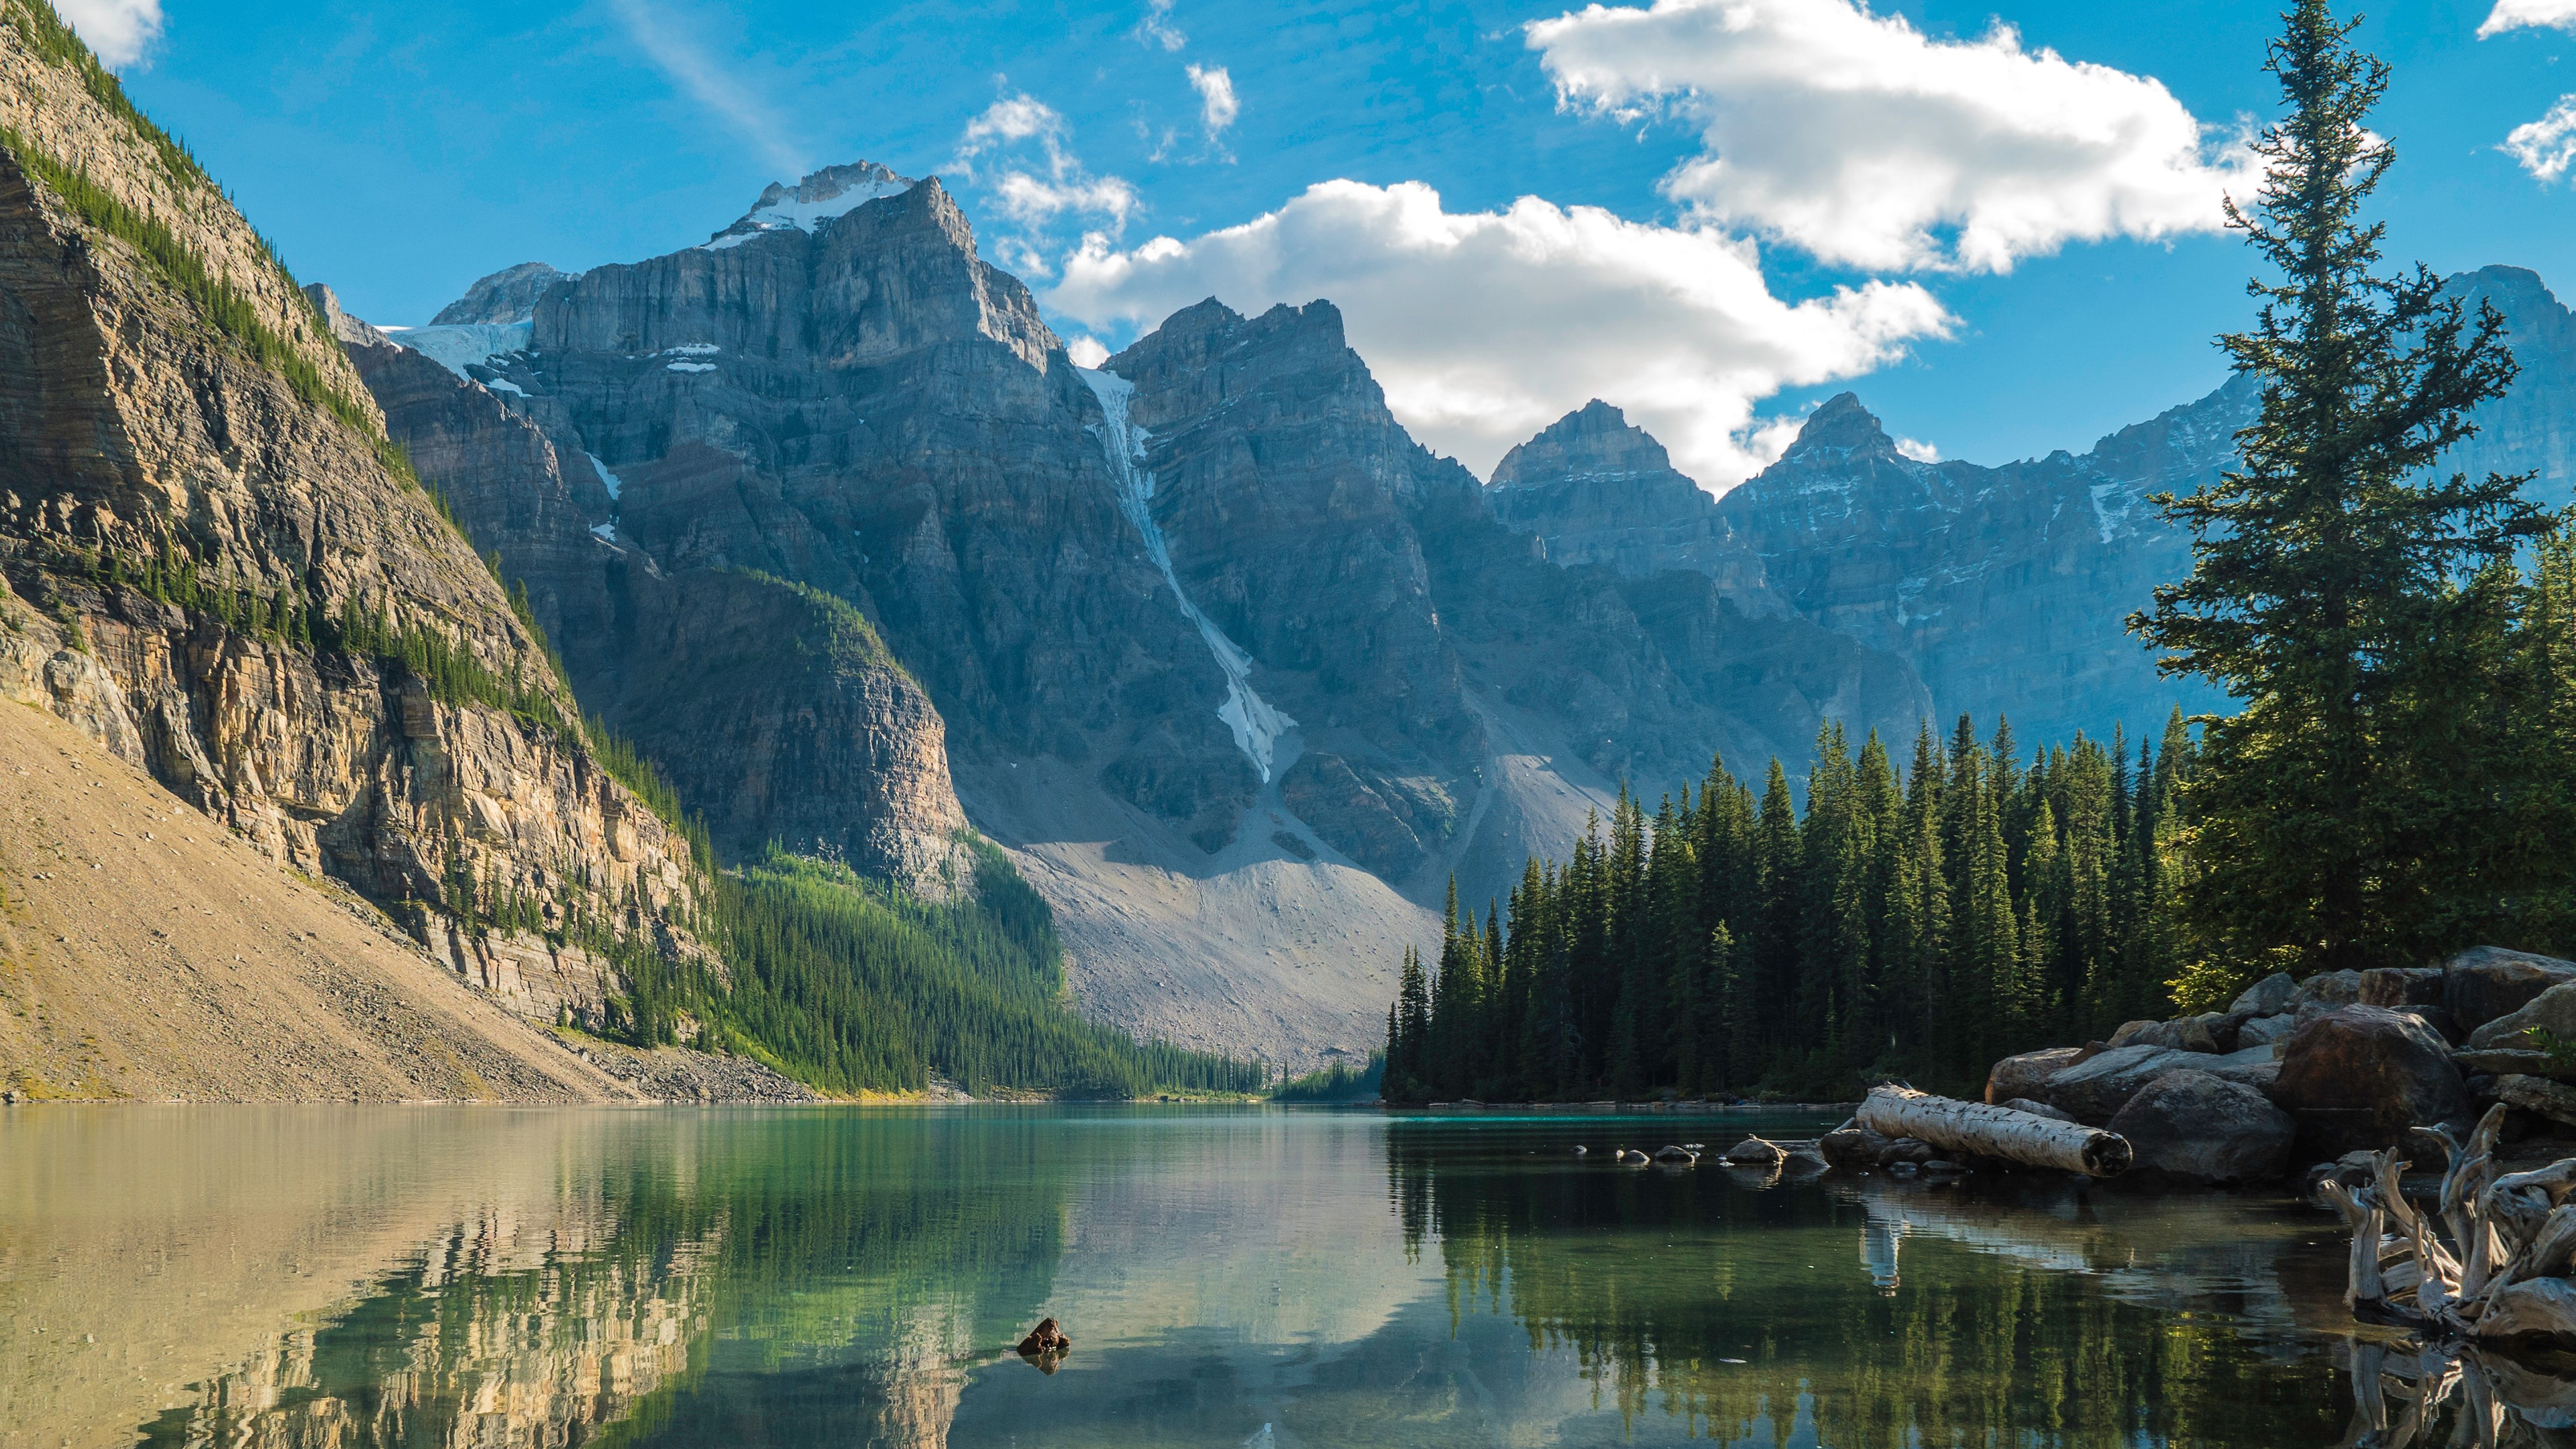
[1491,266,2576,751]
[344,164,1929,1068]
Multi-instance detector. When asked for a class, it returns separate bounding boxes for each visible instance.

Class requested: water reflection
[17,1107,2576,1447]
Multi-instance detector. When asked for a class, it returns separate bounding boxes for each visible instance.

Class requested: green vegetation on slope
[1385,716,2194,1102]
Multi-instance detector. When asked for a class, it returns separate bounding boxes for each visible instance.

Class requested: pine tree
[2135,0,2540,973]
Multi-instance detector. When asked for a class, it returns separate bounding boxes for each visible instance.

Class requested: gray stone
[2469,979,2576,1051]
[1820,1126,1893,1170]
[2292,970,2365,1012]
[2239,1014,2297,1049]
[2106,1069,2298,1184]
[2360,966,2446,1008]
[2198,1044,2284,1095]
[2230,971,2298,1018]
[2039,1044,2209,1125]
[2445,947,2576,1036]
[2496,1074,2576,1129]
[2273,1006,2473,1154]
[1985,1044,2092,1105]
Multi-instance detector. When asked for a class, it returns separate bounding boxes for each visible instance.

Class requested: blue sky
[86,0,2576,482]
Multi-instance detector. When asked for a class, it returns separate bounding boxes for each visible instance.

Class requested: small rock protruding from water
[1017,1316,1071,1371]
[1570,1144,1587,1155]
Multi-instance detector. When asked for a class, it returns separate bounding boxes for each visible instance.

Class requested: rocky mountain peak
[1489,399,1674,488]
[706,160,916,248]
[1782,391,1906,463]
[304,282,394,349]
[431,262,573,326]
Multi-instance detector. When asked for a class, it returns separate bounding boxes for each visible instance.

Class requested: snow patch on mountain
[702,162,915,250]
[1081,366,1298,784]
[384,320,532,378]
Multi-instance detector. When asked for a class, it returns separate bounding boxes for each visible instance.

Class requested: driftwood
[2330,1104,2576,1344]
[1856,1085,2133,1177]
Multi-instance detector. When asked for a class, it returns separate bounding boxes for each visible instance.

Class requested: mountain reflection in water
[9,1107,2573,1447]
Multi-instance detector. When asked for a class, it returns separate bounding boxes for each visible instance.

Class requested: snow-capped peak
[701,161,915,250]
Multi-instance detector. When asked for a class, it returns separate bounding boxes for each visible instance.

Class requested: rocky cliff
[0,3,710,1057]
[1487,399,1773,598]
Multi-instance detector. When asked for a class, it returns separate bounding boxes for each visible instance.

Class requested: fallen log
[1856,1085,2133,1177]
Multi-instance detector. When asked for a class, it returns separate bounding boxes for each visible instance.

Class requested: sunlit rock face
[0,22,702,964]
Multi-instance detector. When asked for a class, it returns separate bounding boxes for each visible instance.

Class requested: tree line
[1383,715,2195,1102]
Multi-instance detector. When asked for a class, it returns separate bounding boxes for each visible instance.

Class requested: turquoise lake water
[0,1105,2465,1446]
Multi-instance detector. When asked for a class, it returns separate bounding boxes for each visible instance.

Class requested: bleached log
[1855,1086,2131,1177]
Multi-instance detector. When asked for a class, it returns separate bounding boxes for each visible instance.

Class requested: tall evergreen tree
[2135,0,2540,975]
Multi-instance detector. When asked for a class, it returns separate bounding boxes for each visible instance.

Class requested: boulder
[2445,947,2576,1036]
[1882,1136,1936,1165]
[2456,1048,2559,1079]
[2272,1005,2473,1153]
[1820,1125,1894,1169]
[2039,1044,2210,1125]
[2231,972,2298,1018]
[2106,1069,2298,1184]
[2360,966,2447,1009]
[2469,979,2576,1051]
[1653,1144,1701,1164]
[1999,1097,2074,1122]
[1016,1317,1071,1356]
[2395,1005,2464,1045]
[2198,1044,2284,1095]
[1985,1044,2092,1105]
[2107,1015,2234,1053]
[2293,970,2366,1012]
[2495,1074,2576,1129]
[2239,1014,2297,1050]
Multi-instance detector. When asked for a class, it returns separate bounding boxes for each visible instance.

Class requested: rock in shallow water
[2106,1069,2296,1184]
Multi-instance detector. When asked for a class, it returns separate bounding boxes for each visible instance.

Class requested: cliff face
[1487,399,1774,598]
[0,5,701,1042]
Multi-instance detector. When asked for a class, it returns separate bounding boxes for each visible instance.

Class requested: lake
[0,1105,2443,1446]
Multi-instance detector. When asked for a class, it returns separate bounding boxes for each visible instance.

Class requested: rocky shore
[1884,946,2576,1187]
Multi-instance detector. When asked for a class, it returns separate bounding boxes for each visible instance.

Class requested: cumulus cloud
[1526,0,2256,274]
[2506,96,2576,181]
[1893,435,1939,463]
[608,0,805,178]
[1187,64,1239,135]
[951,94,1140,276]
[1138,0,1187,51]
[1049,179,1949,486]
[2481,0,2576,36]
[56,0,162,68]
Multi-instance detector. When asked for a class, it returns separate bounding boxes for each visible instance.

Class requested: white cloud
[1187,64,1239,135]
[56,0,162,68]
[951,95,1138,233]
[1526,0,2257,274]
[1893,435,1939,463]
[1138,0,1187,50]
[2481,0,2576,36]
[2506,95,2576,181]
[1066,335,1112,368]
[1048,179,1949,486]
[608,0,805,178]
